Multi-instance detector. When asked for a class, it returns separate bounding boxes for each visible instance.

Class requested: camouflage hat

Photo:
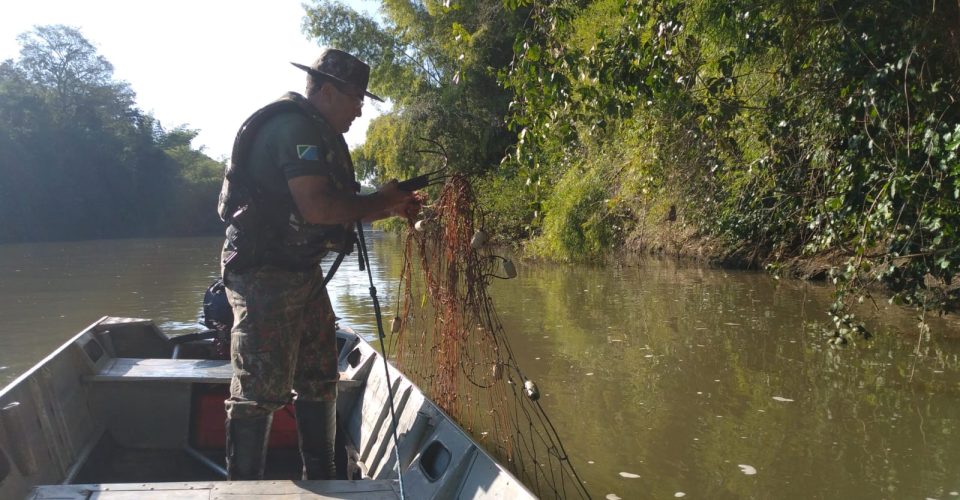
[291,48,384,102]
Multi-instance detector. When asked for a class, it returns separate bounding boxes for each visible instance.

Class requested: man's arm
[288,175,418,225]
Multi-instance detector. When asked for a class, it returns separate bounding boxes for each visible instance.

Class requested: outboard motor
[203,279,234,331]
[170,279,234,359]
[201,278,233,359]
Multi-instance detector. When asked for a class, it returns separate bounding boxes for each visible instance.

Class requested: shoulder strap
[219,96,303,221]
[219,92,360,222]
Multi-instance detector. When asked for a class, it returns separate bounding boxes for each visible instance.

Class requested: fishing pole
[354,220,406,500]
[397,167,448,191]
[397,137,451,192]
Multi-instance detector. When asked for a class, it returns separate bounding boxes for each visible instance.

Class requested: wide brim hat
[291,48,384,102]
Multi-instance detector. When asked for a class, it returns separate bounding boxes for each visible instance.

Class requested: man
[217,48,418,481]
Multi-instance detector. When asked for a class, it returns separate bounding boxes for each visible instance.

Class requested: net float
[503,259,517,279]
[390,316,402,333]
[524,380,540,401]
[471,229,488,249]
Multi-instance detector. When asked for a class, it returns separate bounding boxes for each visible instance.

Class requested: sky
[0,0,388,159]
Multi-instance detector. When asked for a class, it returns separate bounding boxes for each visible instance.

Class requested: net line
[387,173,591,500]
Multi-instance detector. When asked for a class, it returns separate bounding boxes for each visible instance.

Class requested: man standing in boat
[216,48,419,480]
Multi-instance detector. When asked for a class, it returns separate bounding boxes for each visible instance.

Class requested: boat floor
[30,480,400,499]
[72,432,307,483]
[36,434,397,499]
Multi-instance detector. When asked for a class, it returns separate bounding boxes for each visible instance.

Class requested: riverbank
[621,207,960,337]
[625,211,838,280]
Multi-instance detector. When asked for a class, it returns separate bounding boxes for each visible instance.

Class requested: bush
[531,159,623,262]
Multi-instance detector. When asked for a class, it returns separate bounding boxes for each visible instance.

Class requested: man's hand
[364,179,422,222]
[391,191,426,220]
[377,179,414,206]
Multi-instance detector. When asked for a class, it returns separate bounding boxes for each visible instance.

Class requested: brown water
[1,234,958,499]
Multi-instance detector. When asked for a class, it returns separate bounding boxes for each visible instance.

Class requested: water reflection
[0,237,223,380]
[0,233,957,499]
[490,260,960,499]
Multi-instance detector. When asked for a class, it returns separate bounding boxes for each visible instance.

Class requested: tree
[0,59,50,241]
[301,0,521,182]
[16,24,132,121]
[0,25,224,242]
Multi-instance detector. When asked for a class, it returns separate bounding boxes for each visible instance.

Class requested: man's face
[326,83,364,134]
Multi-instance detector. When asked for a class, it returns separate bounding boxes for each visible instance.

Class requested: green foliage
[353,113,422,182]
[303,0,519,185]
[161,126,224,184]
[0,25,224,242]
[497,0,960,330]
[307,0,960,330]
[531,162,622,262]
[473,172,531,243]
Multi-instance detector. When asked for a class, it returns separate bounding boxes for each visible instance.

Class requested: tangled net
[388,173,590,499]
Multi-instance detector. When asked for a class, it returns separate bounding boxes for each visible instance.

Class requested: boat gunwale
[0,316,111,399]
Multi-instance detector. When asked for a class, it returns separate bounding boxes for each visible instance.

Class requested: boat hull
[0,316,535,499]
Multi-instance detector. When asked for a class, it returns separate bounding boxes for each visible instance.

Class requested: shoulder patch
[297,145,320,161]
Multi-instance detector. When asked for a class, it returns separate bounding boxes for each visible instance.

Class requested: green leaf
[946,128,960,152]
[526,45,542,62]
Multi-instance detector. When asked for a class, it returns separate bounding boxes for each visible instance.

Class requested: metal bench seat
[83,358,365,390]
[85,358,234,383]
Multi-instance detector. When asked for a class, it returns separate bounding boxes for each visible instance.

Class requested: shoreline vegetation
[335,0,958,339]
[0,25,224,244]
[3,0,959,339]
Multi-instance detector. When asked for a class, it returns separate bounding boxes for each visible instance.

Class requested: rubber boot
[226,414,273,480]
[295,399,337,480]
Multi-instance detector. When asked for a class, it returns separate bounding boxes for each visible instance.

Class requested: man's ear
[309,82,335,111]
[319,82,338,103]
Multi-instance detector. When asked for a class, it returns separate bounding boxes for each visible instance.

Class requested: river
[0,234,958,499]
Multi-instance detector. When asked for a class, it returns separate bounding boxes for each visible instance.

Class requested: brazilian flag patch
[297,145,319,160]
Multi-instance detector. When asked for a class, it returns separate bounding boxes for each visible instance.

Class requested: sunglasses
[334,84,364,107]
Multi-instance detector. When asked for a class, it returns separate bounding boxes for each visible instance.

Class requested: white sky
[0,0,387,159]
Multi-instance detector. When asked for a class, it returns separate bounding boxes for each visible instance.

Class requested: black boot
[295,399,337,480]
[226,414,273,480]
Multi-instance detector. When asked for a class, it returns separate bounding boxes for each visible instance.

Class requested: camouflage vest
[218,92,357,270]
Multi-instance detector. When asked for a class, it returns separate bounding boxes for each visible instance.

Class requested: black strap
[322,248,348,287]
[321,232,357,287]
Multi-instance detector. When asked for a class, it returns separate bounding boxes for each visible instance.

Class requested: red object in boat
[192,386,299,449]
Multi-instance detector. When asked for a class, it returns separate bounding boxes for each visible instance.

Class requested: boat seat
[84,358,365,388]
[85,358,233,383]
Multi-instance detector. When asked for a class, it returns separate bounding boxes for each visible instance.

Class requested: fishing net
[387,173,590,499]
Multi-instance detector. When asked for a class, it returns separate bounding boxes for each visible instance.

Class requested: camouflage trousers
[222,264,338,420]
